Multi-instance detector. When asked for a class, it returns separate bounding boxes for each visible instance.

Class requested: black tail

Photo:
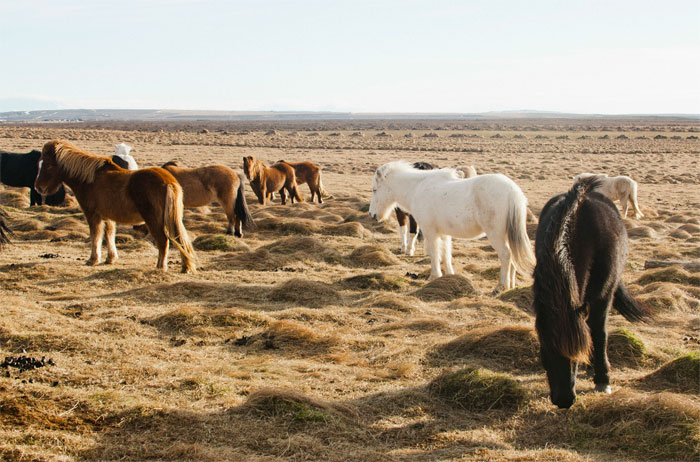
[613,283,654,322]
[235,182,255,230]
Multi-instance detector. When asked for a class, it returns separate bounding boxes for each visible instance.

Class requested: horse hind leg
[104,220,118,264]
[587,296,613,394]
[408,215,419,256]
[86,215,105,266]
[424,232,443,280]
[491,239,514,294]
[619,195,629,218]
[441,235,454,275]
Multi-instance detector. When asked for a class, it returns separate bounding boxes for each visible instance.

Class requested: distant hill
[1,109,698,123]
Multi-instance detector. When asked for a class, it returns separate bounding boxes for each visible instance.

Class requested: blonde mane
[246,157,267,182]
[52,140,110,184]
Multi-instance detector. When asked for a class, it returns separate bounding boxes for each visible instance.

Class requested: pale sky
[1,0,698,114]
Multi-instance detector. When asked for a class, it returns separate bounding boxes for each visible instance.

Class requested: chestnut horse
[276,160,331,203]
[35,140,196,273]
[161,161,254,236]
[242,156,302,205]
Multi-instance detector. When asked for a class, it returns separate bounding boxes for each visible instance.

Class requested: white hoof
[594,384,612,394]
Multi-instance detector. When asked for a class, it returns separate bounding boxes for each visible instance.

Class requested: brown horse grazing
[161,161,255,237]
[276,160,331,203]
[35,140,196,273]
[0,207,12,248]
[242,156,303,205]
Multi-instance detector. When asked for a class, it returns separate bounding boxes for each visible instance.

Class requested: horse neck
[386,167,432,208]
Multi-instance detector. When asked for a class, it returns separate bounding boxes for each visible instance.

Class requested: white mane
[113,143,139,170]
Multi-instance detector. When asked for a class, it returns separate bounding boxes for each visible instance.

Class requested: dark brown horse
[162,161,254,237]
[242,156,302,205]
[35,140,196,273]
[533,177,652,408]
[276,160,331,203]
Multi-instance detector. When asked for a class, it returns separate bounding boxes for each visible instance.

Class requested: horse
[455,165,478,179]
[573,173,644,218]
[242,156,302,205]
[369,161,534,293]
[533,177,653,409]
[112,143,139,170]
[161,161,254,237]
[276,160,331,203]
[0,207,11,248]
[35,140,196,273]
[0,149,66,206]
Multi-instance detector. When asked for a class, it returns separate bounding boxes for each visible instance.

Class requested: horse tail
[613,283,654,322]
[534,178,603,362]
[234,181,255,230]
[505,188,535,277]
[318,170,333,199]
[629,180,644,218]
[163,183,197,273]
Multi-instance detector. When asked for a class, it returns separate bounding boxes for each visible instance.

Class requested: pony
[34,140,196,273]
[0,206,11,248]
[0,149,66,206]
[455,165,478,179]
[533,177,653,409]
[573,173,643,218]
[112,143,139,170]
[275,160,331,203]
[242,156,302,205]
[369,161,534,293]
[161,161,254,236]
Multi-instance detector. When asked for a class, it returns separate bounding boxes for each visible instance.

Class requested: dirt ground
[0,120,698,461]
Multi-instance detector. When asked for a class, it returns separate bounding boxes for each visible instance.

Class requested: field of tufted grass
[0,120,698,461]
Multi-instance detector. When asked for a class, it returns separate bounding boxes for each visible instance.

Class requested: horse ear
[375,164,388,181]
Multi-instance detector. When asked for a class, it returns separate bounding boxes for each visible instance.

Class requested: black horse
[533,176,652,409]
[0,150,66,206]
[394,161,436,255]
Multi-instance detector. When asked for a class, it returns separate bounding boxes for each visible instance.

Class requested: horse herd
[1,139,653,409]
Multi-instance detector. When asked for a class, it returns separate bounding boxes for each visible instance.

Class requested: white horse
[573,173,643,218]
[112,143,139,170]
[370,161,535,293]
[396,164,478,256]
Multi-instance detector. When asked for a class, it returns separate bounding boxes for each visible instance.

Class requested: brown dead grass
[413,274,477,301]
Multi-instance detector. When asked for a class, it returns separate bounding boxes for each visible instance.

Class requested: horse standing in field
[276,160,331,203]
[533,177,653,409]
[369,161,534,293]
[573,172,644,218]
[34,140,196,273]
[0,149,66,206]
[161,161,254,237]
[111,143,139,170]
[242,156,303,206]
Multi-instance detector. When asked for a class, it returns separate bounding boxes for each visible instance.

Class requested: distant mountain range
[0,109,698,122]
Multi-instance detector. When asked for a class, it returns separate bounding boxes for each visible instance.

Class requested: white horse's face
[369,165,395,222]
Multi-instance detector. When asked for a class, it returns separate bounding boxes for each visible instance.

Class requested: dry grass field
[0,119,698,461]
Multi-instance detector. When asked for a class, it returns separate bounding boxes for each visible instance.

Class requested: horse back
[284,161,318,186]
[0,150,41,186]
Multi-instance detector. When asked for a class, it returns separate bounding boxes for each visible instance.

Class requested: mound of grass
[346,245,400,267]
[627,226,655,239]
[325,221,370,238]
[340,272,406,291]
[360,293,423,313]
[413,275,476,302]
[374,317,449,333]
[255,217,319,235]
[637,352,700,394]
[497,286,534,313]
[193,234,249,251]
[242,388,354,424]
[607,328,650,367]
[149,307,269,335]
[269,278,340,308]
[11,218,43,232]
[264,236,340,264]
[636,266,700,286]
[428,367,529,411]
[637,282,695,312]
[258,320,338,353]
[430,325,540,371]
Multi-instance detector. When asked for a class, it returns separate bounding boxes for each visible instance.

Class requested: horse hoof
[491,287,504,296]
[86,259,99,266]
[594,384,612,394]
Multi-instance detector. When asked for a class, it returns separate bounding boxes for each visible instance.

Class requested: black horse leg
[586,297,612,393]
[30,188,43,206]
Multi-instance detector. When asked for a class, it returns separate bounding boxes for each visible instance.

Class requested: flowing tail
[629,181,644,218]
[234,181,255,231]
[506,190,536,277]
[163,183,197,273]
[613,284,654,322]
[318,171,333,199]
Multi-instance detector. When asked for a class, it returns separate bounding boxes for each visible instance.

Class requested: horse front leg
[587,297,612,394]
[424,232,443,280]
[86,215,104,266]
[441,235,455,275]
[104,220,118,264]
[30,188,43,206]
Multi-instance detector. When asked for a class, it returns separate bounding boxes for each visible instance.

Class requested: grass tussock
[241,388,356,424]
[607,327,651,367]
[497,286,534,313]
[264,236,341,263]
[359,293,423,312]
[413,274,476,301]
[637,282,698,312]
[430,325,540,371]
[259,320,338,353]
[636,266,700,286]
[428,367,529,411]
[193,234,250,252]
[268,278,340,308]
[637,351,700,394]
[255,216,318,235]
[0,189,29,208]
[374,317,449,333]
[325,221,371,238]
[148,306,269,334]
[340,272,406,292]
[346,244,400,267]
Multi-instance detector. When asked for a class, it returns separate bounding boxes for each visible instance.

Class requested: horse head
[243,156,262,181]
[34,140,64,196]
[536,329,579,409]
[369,163,397,222]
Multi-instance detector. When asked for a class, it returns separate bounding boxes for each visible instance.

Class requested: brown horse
[242,156,302,205]
[35,140,196,273]
[276,160,331,203]
[161,161,255,237]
